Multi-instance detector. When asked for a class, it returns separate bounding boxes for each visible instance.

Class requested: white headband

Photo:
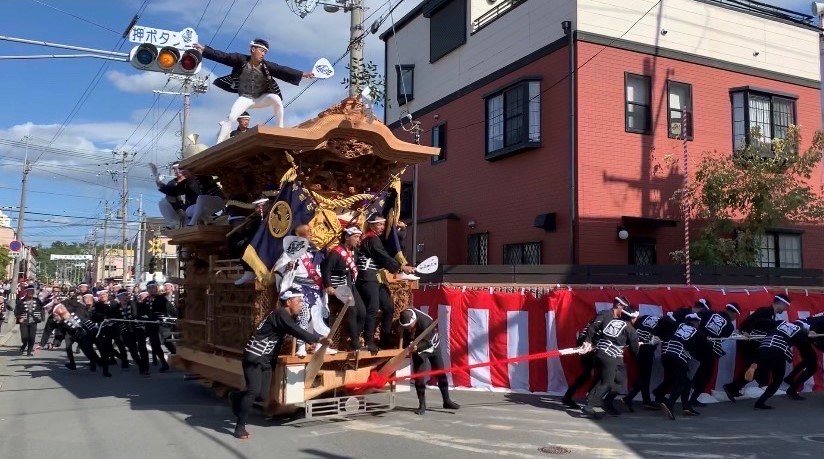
[344,226,362,236]
[686,313,700,321]
[725,303,741,315]
[698,298,709,309]
[622,309,639,318]
[399,309,417,327]
[280,289,304,301]
[775,295,791,307]
[615,297,629,307]
[249,41,268,51]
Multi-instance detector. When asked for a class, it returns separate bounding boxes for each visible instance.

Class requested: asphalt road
[1,326,823,459]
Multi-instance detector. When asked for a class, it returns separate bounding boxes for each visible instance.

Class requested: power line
[30,0,121,35]
[401,1,664,138]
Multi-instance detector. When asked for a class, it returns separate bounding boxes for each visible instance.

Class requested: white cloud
[105,70,170,93]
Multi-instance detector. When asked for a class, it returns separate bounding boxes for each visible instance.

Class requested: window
[758,232,801,268]
[427,0,466,62]
[431,123,446,164]
[396,65,414,105]
[485,79,541,160]
[731,89,796,154]
[468,232,488,265]
[400,182,413,220]
[503,242,541,265]
[628,237,656,265]
[667,81,692,139]
[625,73,651,134]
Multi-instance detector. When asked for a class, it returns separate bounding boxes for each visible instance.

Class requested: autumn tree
[673,126,824,266]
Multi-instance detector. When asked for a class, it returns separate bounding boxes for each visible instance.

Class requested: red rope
[346,348,577,394]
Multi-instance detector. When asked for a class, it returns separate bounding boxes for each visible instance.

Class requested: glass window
[731,90,796,153]
[667,81,692,139]
[395,65,414,105]
[626,74,651,134]
[431,123,446,164]
[485,80,541,159]
[758,232,801,268]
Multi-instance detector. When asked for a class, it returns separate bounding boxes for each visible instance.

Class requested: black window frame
[484,78,541,161]
[730,88,797,153]
[758,230,803,269]
[502,241,542,265]
[431,122,446,164]
[667,80,693,140]
[628,237,657,265]
[625,73,651,134]
[395,64,414,106]
[468,232,489,265]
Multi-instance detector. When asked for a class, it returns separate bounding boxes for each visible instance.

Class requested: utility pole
[349,0,364,97]
[9,135,31,303]
[182,77,191,151]
[102,207,109,281]
[135,194,144,283]
[154,75,207,156]
[120,151,129,283]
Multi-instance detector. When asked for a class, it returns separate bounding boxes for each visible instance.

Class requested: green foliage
[672,126,824,266]
[0,247,10,279]
[341,58,387,107]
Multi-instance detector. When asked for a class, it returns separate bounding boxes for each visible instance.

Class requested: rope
[682,112,691,285]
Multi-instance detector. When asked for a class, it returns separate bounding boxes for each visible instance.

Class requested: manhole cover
[539,445,571,455]
[803,435,824,444]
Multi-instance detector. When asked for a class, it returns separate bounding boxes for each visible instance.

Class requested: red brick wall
[575,41,823,267]
[395,47,573,265]
[394,40,823,269]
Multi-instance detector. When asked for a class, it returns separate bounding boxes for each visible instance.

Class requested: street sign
[8,240,22,253]
[128,25,198,50]
[50,254,93,261]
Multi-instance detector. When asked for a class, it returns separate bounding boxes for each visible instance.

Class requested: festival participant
[230,112,251,137]
[283,224,336,357]
[658,314,712,419]
[399,308,460,415]
[356,213,416,352]
[580,299,639,418]
[115,288,146,374]
[321,226,367,351]
[193,38,315,141]
[227,197,265,285]
[561,299,626,409]
[622,312,674,411]
[687,303,738,407]
[752,320,810,409]
[230,287,328,439]
[14,286,43,356]
[138,282,170,373]
[723,294,789,401]
[57,294,110,377]
[783,315,824,399]
[668,298,711,324]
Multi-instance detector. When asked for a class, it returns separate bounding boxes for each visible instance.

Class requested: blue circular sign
[8,240,22,252]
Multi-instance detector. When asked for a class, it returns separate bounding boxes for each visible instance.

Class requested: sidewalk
[0,319,19,347]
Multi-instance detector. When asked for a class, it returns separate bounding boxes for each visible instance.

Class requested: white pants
[158,198,185,228]
[217,94,284,143]
[185,195,225,226]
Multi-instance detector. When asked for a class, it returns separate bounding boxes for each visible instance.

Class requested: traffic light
[129,43,202,75]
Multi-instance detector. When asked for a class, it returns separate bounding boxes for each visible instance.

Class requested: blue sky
[0,0,815,249]
[0,0,417,248]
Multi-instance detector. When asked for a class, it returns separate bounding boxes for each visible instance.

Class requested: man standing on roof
[193,38,315,142]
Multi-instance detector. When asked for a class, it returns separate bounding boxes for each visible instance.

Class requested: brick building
[382,0,824,269]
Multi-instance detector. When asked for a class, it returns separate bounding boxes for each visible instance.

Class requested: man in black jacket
[193,38,314,140]
[15,286,43,355]
[230,112,251,137]
[231,287,328,439]
[322,226,367,351]
[687,303,738,407]
[723,294,789,401]
[356,213,416,352]
[399,308,460,415]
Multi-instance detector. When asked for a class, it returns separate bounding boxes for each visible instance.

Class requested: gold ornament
[268,201,292,238]
[308,208,341,248]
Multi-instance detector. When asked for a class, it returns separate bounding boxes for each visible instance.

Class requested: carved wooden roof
[178,97,439,179]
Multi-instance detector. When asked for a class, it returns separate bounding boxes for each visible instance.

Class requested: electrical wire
[30,0,121,35]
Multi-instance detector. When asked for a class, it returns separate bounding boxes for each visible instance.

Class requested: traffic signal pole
[8,135,31,302]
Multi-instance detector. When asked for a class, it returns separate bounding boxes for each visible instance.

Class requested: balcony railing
[471,0,527,33]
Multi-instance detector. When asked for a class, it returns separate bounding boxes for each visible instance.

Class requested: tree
[342,58,386,107]
[673,126,824,266]
[0,247,10,280]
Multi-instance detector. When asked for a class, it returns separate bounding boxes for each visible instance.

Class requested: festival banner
[412,286,824,397]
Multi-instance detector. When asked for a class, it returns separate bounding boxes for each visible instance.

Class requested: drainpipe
[563,20,577,264]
